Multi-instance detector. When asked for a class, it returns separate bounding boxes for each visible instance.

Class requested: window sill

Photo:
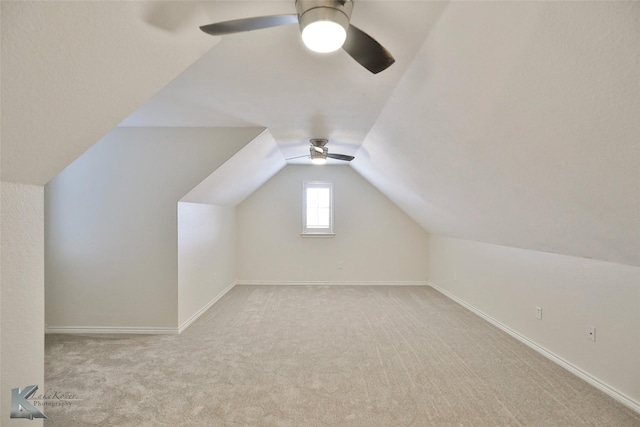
[300,232,335,238]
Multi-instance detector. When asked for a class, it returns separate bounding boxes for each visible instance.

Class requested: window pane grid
[303,182,333,235]
[307,207,330,228]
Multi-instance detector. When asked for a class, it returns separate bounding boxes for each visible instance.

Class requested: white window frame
[301,181,335,237]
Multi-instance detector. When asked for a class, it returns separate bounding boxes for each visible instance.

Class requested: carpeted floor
[44,285,640,426]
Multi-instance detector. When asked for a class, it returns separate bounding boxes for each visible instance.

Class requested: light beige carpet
[45,285,640,426]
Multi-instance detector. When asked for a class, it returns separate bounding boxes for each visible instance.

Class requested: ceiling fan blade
[285,155,311,161]
[342,24,395,74]
[326,153,355,162]
[200,14,298,36]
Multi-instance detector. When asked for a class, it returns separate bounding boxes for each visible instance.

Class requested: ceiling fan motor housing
[295,0,353,21]
[310,138,329,148]
[310,139,329,160]
[296,0,353,50]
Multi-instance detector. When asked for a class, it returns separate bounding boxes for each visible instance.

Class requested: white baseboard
[45,281,238,336]
[236,280,429,286]
[45,326,178,335]
[178,280,237,334]
[428,280,640,415]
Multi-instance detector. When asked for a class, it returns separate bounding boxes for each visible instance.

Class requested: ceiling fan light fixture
[299,7,349,53]
[310,145,328,164]
[311,157,327,165]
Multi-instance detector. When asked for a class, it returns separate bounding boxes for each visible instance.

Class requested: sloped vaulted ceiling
[1,1,216,184]
[120,1,443,155]
[2,1,638,266]
[353,1,640,266]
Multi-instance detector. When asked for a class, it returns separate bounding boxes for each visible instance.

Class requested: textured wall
[429,235,640,408]
[178,202,237,328]
[237,165,429,283]
[1,183,44,426]
[45,127,259,330]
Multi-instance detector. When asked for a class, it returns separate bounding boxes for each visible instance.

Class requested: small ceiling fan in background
[199,0,395,74]
[287,139,355,165]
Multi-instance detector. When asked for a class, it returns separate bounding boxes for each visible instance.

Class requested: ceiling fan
[287,139,355,165]
[199,0,395,74]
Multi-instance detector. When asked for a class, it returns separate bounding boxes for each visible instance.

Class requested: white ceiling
[120,0,446,163]
[353,1,640,266]
[181,129,286,206]
[2,1,638,266]
[1,1,215,184]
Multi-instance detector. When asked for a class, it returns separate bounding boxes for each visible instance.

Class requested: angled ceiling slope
[120,1,446,164]
[353,1,640,266]
[181,129,286,206]
[4,1,637,268]
[1,1,216,185]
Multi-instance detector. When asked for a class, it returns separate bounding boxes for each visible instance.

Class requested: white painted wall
[428,235,640,409]
[45,127,261,330]
[237,165,429,283]
[1,183,44,426]
[178,202,236,329]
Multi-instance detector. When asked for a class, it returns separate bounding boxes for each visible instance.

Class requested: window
[302,182,334,236]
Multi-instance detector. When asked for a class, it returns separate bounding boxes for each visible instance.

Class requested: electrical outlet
[337,261,343,270]
[587,326,596,342]
[536,306,542,320]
